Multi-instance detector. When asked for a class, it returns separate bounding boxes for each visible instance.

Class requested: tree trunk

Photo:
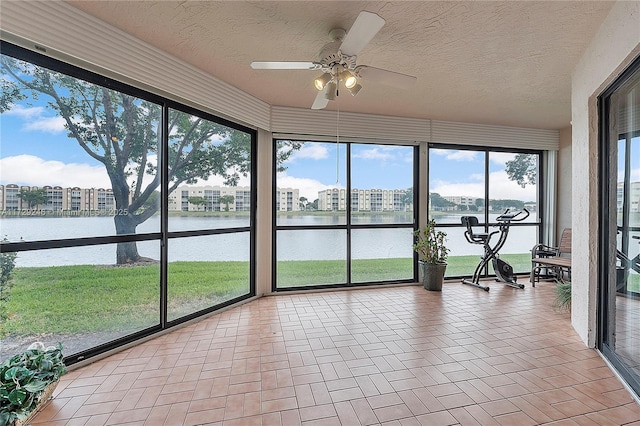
[114,214,141,264]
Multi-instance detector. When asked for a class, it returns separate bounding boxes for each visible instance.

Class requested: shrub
[0,240,17,329]
[0,342,66,426]
[553,281,572,311]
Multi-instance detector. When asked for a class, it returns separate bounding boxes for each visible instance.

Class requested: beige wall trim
[0,2,271,130]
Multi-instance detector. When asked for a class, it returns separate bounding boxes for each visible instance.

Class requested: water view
[1,213,538,267]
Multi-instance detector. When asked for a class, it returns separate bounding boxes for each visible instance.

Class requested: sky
[0,95,539,203]
[5,61,636,204]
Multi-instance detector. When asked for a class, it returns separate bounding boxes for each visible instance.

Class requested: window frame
[427,143,544,278]
[0,41,257,365]
[597,53,640,396]
[272,139,419,291]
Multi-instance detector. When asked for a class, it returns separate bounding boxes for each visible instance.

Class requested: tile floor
[31,281,640,425]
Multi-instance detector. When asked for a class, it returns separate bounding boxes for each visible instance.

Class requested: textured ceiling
[67,1,614,130]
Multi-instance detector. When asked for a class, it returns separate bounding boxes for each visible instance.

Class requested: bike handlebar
[496,208,529,222]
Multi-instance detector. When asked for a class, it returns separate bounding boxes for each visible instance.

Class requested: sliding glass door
[599,55,640,394]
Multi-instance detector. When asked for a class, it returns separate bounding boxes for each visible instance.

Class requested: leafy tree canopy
[505,153,537,188]
[429,192,455,208]
[188,196,207,206]
[1,55,300,263]
[17,188,48,210]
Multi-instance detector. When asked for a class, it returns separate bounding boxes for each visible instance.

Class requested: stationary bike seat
[461,216,489,242]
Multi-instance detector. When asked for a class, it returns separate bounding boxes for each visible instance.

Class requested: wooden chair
[530,228,571,286]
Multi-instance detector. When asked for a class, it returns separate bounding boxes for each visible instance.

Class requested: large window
[274,141,415,289]
[0,42,255,364]
[599,54,640,395]
[428,146,541,278]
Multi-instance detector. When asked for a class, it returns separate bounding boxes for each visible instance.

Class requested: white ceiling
[67,1,614,130]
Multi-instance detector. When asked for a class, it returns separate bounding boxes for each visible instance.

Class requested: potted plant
[553,280,571,311]
[0,342,66,426]
[414,220,450,291]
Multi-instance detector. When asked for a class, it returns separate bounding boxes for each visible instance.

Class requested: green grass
[2,254,533,336]
[444,253,531,277]
[277,258,415,287]
[2,262,249,335]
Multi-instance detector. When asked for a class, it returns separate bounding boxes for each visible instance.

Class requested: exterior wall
[0,184,116,212]
[318,188,410,211]
[571,0,640,346]
[275,188,300,212]
[556,126,572,237]
[168,185,254,212]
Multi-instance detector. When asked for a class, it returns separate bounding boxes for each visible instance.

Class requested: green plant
[0,239,18,329]
[553,280,572,311]
[413,219,450,264]
[0,342,66,426]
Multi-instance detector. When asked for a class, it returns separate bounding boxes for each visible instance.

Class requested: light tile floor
[31,281,640,425]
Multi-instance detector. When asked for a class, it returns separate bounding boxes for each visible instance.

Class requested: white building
[317,188,409,212]
[169,185,252,212]
[0,184,116,212]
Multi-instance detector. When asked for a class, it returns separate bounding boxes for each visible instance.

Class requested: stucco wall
[571,1,640,346]
[556,127,572,237]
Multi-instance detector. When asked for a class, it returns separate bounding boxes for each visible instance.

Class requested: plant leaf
[23,380,48,393]
[0,411,14,426]
[8,387,27,405]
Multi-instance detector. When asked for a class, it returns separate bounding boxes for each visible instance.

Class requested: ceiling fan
[250,11,417,110]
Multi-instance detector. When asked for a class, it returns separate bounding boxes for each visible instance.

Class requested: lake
[0,213,539,267]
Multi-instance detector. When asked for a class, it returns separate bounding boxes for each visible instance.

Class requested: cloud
[4,105,66,133]
[431,169,537,201]
[3,105,44,119]
[291,144,329,160]
[25,116,67,133]
[490,152,516,166]
[194,172,251,188]
[0,155,111,188]
[352,147,393,161]
[277,173,339,200]
[431,149,478,161]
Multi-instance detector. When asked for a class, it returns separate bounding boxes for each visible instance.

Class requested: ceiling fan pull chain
[336,105,340,184]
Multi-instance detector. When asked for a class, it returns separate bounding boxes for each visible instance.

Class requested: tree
[299,196,308,211]
[187,196,207,210]
[429,193,455,210]
[219,195,235,212]
[17,188,48,210]
[402,187,414,211]
[505,153,537,188]
[1,56,301,264]
[489,199,524,211]
[0,238,17,328]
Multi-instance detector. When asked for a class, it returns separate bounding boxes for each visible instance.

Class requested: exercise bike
[461,208,530,291]
[616,233,640,292]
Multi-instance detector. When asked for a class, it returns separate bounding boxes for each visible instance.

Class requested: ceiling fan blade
[311,87,329,110]
[339,11,385,57]
[250,61,321,70]
[355,66,417,89]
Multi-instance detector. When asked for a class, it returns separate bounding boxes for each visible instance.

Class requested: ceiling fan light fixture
[325,81,338,100]
[347,83,362,96]
[314,72,332,91]
[340,70,358,89]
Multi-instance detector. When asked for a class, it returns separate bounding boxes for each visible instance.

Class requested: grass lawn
[2,262,249,335]
[1,253,534,336]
